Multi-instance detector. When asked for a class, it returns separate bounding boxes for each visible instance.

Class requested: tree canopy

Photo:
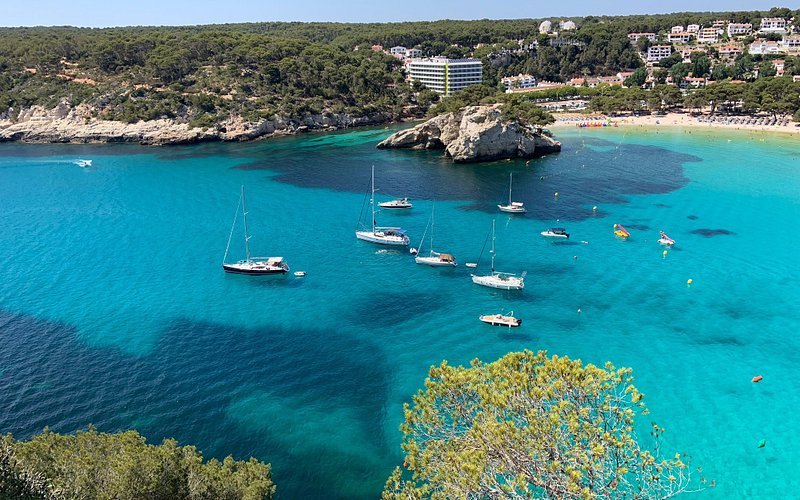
[384,350,701,499]
[0,427,275,500]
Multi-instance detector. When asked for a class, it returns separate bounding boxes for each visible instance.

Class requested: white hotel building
[405,57,483,96]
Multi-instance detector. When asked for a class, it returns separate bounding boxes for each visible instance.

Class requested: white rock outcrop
[377,104,561,162]
[0,103,389,145]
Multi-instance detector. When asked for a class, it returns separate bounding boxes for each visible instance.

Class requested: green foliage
[499,99,555,126]
[384,350,701,499]
[658,52,683,69]
[689,52,711,78]
[1,427,275,500]
[624,66,647,87]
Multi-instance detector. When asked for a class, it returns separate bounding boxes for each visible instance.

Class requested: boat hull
[415,256,457,266]
[379,204,412,209]
[658,238,675,246]
[479,315,522,327]
[541,231,569,239]
[355,231,409,246]
[498,205,526,213]
[223,264,288,275]
[471,274,524,290]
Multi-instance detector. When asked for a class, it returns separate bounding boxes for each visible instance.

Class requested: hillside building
[628,32,657,44]
[687,24,700,33]
[759,18,787,34]
[646,45,672,63]
[727,23,753,37]
[405,57,483,96]
[539,20,552,34]
[669,32,693,43]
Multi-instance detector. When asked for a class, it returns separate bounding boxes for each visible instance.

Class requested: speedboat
[498,201,526,213]
[541,227,570,239]
[379,197,413,209]
[614,224,630,239]
[479,312,521,327]
[658,231,675,246]
[293,271,307,277]
[223,257,289,275]
[76,159,92,167]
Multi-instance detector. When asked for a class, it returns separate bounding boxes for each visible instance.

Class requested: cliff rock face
[0,103,389,145]
[377,104,561,162]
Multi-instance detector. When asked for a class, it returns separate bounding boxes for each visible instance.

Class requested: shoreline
[550,112,800,136]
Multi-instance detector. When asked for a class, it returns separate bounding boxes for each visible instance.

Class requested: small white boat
[355,166,410,246]
[497,173,526,213]
[541,227,570,239]
[658,231,675,246]
[471,220,525,290]
[479,312,522,327]
[294,271,306,277]
[76,159,92,167]
[222,186,289,275]
[465,262,478,268]
[379,197,413,209]
[414,204,456,267]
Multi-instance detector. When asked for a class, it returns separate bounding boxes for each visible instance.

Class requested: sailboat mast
[371,165,376,233]
[430,203,435,253]
[490,219,496,273]
[241,185,252,261]
[508,173,513,205]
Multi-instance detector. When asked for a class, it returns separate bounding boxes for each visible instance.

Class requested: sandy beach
[550,112,800,136]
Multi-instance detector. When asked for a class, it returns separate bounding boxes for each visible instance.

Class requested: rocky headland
[0,102,391,145]
[376,104,561,162]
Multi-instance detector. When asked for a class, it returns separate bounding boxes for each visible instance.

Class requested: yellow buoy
[554,192,559,198]
[663,250,668,258]
[592,206,597,211]
[687,278,693,285]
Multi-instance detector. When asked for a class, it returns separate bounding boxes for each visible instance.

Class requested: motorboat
[294,271,307,277]
[222,186,289,275]
[614,224,630,239]
[355,166,410,246]
[76,159,92,167]
[541,227,570,239]
[658,231,675,246]
[497,173,526,213]
[471,220,525,290]
[414,204,456,267]
[379,197,413,209]
[479,312,522,327]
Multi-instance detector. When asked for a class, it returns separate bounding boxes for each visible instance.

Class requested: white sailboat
[497,172,526,213]
[355,166,410,246]
[222,186,289,275]
[414,204,456,267]
[471,220,525,290]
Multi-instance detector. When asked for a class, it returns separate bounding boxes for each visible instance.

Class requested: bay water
[0,125,798,497]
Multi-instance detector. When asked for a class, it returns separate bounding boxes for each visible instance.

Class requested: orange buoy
[752,375,763,383]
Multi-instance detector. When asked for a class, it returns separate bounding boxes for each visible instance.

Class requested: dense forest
[0,7,797,127]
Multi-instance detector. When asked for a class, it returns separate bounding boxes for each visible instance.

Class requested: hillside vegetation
[0,8,797,128]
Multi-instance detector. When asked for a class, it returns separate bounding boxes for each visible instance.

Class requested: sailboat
[355,166,410,246]
[471,220,525,290]
[222,186,289,275]
[414,204,456,266]
[497,173,526,213]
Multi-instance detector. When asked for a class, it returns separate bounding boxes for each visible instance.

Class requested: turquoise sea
[1,125,799,498]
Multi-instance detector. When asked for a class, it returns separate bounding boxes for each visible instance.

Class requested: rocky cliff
[376,104,561,162]
[0,102,390,145]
